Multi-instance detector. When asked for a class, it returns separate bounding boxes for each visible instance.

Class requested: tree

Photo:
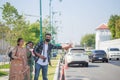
[108,15,120,39]
[80,34,95,48]
[1,2,58,45]
[115,19,120,38]
[2,2,19,26]
[0,21,10,39]
[1,2,30,45]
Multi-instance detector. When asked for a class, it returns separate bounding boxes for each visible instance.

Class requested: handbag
[8,47,18,61]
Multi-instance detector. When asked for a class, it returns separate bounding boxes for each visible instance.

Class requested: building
[95,24,111,49]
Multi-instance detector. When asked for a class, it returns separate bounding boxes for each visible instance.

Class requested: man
[34,33,71,80]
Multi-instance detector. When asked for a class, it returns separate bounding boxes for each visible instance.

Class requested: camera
[43,58,46,62]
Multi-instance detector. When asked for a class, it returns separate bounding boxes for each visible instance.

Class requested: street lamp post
[40,0,43,41]
[49,0,52,33]
[49,0,62,44]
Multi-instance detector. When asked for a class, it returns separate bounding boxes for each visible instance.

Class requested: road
[65,61,120,80]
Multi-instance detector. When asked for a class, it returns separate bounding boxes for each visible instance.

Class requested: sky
[0,0,120,44]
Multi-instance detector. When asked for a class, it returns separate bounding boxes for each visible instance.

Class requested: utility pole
[40,0,43,41]
[49,0,52,33]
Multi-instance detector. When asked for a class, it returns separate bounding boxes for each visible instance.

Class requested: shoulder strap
[43,43,45,56]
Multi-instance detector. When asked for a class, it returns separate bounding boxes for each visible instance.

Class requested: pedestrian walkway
[0,62,9,65]
[0,76,8,80]
[0,69,9,72]
[0,68,9,80]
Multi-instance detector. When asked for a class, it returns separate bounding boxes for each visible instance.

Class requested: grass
[0,71,8,76]
[38,54,61,80]
[0,54,61,79]
[0,64,10,69]
[0,64,9,77]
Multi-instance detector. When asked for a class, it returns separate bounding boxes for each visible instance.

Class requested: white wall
[99,39,120,51]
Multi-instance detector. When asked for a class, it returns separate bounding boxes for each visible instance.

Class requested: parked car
[65,47,89,67]
[52,52,57,57]
[89,50,108,63]
[107,48,120,60]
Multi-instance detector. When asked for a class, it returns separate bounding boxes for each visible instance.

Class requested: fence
[0,32,10,72]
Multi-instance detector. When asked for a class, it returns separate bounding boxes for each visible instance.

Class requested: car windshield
[70,49,85,53]
[94,50,106,54]
[95,54,106,57]
[110,48,119,51]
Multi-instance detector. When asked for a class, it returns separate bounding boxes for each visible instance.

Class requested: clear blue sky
[0,0,120,43]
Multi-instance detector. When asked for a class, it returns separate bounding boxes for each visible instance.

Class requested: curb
[53,60,60,80]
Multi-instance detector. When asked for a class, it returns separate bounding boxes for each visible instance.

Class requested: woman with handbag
[9,38,30,80]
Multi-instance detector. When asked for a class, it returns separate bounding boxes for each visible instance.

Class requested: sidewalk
[0,75,8,80]
[53,60,60,80]
[0,60,60,80]
[0,69,9,80]
[0,62,9,65]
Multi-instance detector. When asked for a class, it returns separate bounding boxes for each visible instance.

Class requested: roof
[96,24,109,30]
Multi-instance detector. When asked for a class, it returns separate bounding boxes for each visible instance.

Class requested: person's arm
[12,47,20,60]
[51,44,62,49]
[51,43,72,50]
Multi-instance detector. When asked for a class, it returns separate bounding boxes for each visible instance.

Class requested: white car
[65,47,89,67]
[107,48,120,60]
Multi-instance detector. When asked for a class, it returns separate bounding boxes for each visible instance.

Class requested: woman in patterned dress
[9,38,30,80]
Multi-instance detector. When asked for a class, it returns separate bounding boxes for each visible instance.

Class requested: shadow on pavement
[68,64,99,68]
[88,65,99,68]
[109,60,120,66]
[66,75,89,80]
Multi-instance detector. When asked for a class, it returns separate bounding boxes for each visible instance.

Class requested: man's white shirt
[37,44,49,65]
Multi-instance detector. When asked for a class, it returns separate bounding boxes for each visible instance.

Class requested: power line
[24,14,40,18]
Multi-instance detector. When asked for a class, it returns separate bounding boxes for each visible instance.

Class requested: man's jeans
[34,63,48,80]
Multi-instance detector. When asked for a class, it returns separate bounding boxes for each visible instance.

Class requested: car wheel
[82,63,85,67]
[83,63,88,67]
[116,58,119,60]
[106,60,108,63]
[85,63,88,67]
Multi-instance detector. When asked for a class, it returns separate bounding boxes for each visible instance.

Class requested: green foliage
[80,34,95,48]
[2,2,20,26]
[108,15,120,39]
[0,2,58,46]
[0,71,8,76]
[116,19,120,38]
[27,22,40,44]
[1,2,29,45]
[0,22,10,39]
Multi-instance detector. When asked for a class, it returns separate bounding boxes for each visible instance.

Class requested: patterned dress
[9,47,30,80]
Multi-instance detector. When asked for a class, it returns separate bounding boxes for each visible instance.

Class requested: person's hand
[17,57,22,60]
[62,43,72,50]
[39,55,46,60]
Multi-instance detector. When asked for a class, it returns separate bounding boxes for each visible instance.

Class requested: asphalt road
[65,61,120,80]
